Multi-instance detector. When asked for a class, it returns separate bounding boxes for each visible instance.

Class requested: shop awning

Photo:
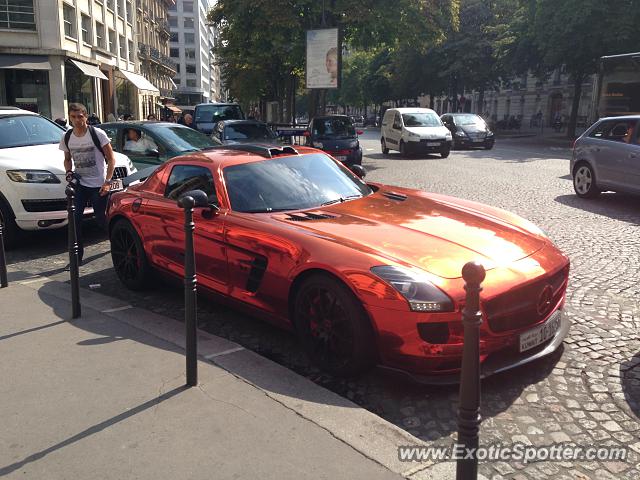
[120,70,160,94]
[0,54,51,70]
[166,105,181,113]
[69,59,107,80]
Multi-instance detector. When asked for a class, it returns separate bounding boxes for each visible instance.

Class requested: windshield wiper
[320,194,362,206]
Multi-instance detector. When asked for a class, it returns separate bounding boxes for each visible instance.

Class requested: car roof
[220,119,267,126]
[596,115,640,122]
[194,102,240,107]
[0,107,37,116]
[386,108,437,114]
[444,112,481,116]
[100,121,188,129]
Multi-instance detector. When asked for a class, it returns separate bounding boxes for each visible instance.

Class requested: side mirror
[350,164,366,179]
[146,149,160,157]
[356,130,364,135]
[178,189,209,209]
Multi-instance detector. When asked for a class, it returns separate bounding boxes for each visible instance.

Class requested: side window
[393,113,402,129]
[165,165,217,204]
[589,120,638,143]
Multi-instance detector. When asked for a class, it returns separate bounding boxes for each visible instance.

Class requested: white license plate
[108,178,124,192]
[336,155,348,162]
[427,142,440,147]
[519,313,560,352]
[473,138,484,143]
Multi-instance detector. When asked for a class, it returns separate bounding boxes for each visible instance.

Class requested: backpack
[64,125,106,162]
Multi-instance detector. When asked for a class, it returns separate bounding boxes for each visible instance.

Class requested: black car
[211,119,280,145]
[441,113,495,150]
[306,115,363,166]
[193,102,244,134]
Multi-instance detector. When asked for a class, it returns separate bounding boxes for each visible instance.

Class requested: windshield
[223,153,372,213]
[152,125,216,151]
[401,113,442,127]
[0,115,64,149]
[195,105,243,123]
[312,117,356,138]
[225,123,275,141]
[453,114,486,126]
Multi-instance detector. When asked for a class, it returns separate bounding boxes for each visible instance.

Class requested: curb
[11,272,453,479]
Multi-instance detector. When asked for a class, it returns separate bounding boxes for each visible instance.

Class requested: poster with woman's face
[306,28,339,89]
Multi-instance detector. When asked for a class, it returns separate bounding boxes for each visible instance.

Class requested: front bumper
[326,148,362,166]
[454,136,494,148]
[405,139,451,153]
[378,309,569,385]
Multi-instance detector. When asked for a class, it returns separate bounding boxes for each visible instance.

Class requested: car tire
[484,143,493,150]
[293,273,377,376]
[399,140,407,157]
[0,200,20,250]
[573,162,600,199]
[440,146,451,158]
[110,219,151,290]
[381,138,389,155]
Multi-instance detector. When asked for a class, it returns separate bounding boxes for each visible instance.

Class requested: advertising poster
[306,28,340,89]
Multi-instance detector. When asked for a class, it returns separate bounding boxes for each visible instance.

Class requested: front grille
[22,199,67,212]
[112,167,128,179]
[484,266,568,333]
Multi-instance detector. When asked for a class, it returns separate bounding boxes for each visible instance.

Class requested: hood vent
[285,211,337,221]
[382,191,408,201]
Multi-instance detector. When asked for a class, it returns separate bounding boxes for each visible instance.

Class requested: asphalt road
[6,129,640,479]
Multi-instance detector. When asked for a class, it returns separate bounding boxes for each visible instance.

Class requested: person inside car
[123,128,158,153]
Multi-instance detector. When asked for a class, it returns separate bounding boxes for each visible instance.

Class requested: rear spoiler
[122,165,160,187]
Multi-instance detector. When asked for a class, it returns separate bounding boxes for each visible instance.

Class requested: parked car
[306,115,363,166]
[381,108,452,158]
[571,115,640,198]
[0,107,134,248]
[100,121,217,170]
[193,102,245,134]
[108,144,569,382]
[441,113,495,150]
[211,119,280,145]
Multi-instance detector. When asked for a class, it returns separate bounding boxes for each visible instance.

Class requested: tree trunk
[477,88,485,115]
[568,72,584,139]
[429,93,434,110]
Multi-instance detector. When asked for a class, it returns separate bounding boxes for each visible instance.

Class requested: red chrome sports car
[107,144,570,383]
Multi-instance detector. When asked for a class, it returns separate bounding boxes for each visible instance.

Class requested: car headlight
[313,142,323,149]
[370,265,454,312]
[408,132,421,139]
[445,132,452,140]
[454,131,466,137]
[6,170,61,184]
[486,131,494,136]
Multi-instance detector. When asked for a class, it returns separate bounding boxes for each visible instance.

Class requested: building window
[183,17,193,28]
[117,0,124,18]
[170,32,178,42]
[63,4,76,38]
[95,22,105,48]
[174,78,180,85]
[183,2,193,12]
[0,0,36,30]
[107,0,115,11]
[169,16,177,27]
[186,79,196,87]
[81,14,91,44]
[108,29,116,53]
[168,2,175,10]
[128,40,134,61]
[170,47,179,57]
[184,33,194,44]
[126,0,132,22]
[184,48,195,59]
[119,34,126,58]
[175,63,180,73]
[186,63,196,74]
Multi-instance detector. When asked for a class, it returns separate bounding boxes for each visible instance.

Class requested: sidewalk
[0,272,468,480]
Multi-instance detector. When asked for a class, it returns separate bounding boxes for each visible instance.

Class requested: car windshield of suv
[223,153,372,213]
[0,115,63,149]
[151,125,216,152]
[195,105,243,123]
[402,113,441,127]
[225,123,275,141]
[453,114,486,127]
[312,118,356,139]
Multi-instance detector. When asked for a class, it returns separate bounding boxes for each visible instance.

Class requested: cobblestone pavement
[5,132,640,479]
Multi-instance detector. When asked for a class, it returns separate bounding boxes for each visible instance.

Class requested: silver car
[571,116,640,198]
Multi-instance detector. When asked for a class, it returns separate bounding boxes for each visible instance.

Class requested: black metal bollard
[66,185,81,318]
[0,219,7,288]
[178,194,198,387]
[456,261,486,480]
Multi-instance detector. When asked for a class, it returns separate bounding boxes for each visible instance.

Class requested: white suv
[0,107,135,248]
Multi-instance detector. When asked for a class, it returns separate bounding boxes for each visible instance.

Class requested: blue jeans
[73,184,108,261]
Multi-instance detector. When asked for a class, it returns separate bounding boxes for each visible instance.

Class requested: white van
[380,108,452,158]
